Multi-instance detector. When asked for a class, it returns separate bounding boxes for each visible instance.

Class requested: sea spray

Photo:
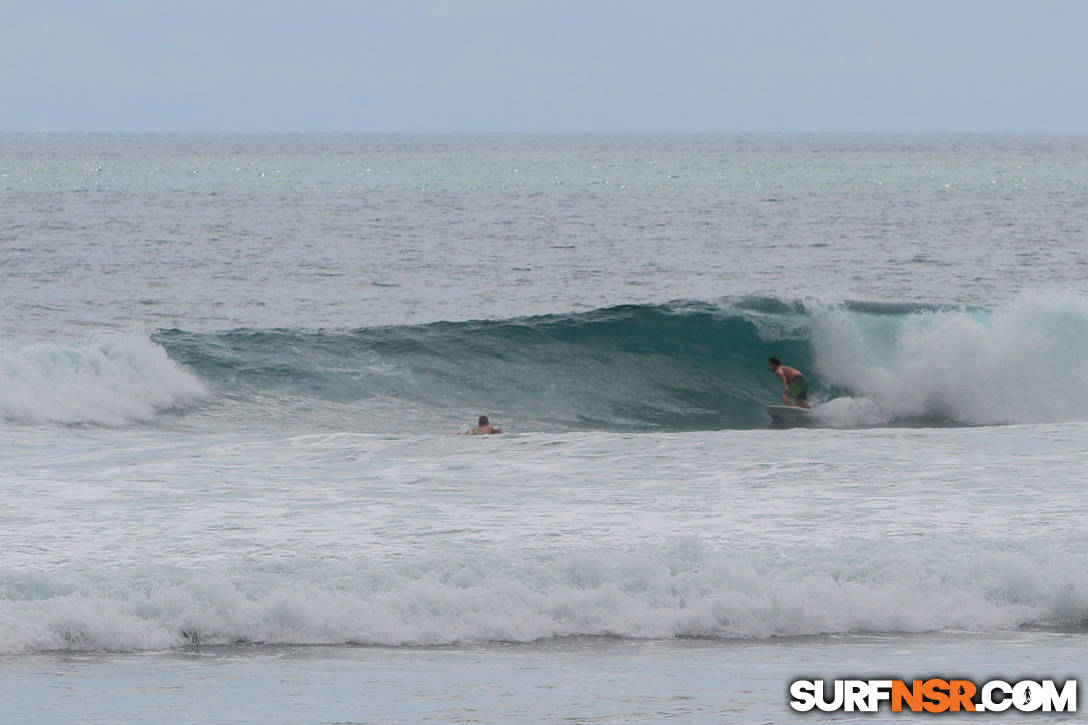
[0,332,207,425]
[811,293,1088,425]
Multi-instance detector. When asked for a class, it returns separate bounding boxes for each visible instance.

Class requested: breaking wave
[2,538,1084,654]
[7,293,1086,430]
[0,332,207,426]
[156,293,1088,431]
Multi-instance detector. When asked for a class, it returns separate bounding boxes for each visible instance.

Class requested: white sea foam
[0,332,207,425]
[1,540,1084,654]
[810,396,889,427]
[810,293,1088,425]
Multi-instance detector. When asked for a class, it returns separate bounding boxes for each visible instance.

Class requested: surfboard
[765,405,813,421]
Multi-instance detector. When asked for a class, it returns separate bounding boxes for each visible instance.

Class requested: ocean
[1,133,1086,723]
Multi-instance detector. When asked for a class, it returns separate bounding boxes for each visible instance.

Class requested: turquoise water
[1,134,1087,723]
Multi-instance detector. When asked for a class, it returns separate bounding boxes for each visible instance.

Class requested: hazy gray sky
[3,0,1086,132]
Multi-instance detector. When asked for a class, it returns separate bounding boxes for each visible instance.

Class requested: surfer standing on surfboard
[768,358,812,409]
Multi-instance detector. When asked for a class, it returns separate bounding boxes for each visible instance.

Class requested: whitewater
[2,133,1087,723]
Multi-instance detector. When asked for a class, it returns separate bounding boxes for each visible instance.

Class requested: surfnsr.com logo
[789,678,1077,713]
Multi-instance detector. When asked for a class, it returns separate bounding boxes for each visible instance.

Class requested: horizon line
[4,129,1087,136]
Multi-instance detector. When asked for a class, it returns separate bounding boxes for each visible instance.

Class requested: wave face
[156,299,815,431]
[7,294,1085,430]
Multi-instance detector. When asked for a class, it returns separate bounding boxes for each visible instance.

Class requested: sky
[2,0,1087,133]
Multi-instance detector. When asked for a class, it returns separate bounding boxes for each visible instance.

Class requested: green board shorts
[787,375,809,400]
